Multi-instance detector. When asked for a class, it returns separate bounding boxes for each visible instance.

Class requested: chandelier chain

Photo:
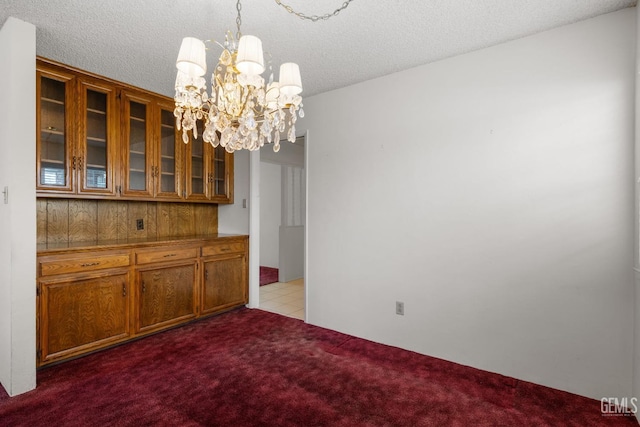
[236,0,242,40]
[274,0,354,22]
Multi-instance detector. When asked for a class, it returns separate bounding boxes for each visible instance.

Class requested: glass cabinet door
[155,102,181,200]
[184,122,210,201]
[36,69,75,193]
[122,92,153,197]
[211,145,234,203]
[78,79,117,196]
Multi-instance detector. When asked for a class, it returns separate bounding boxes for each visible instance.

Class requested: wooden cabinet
[134,246,198,333]
[36,57,232,204]
[37,235,248,366]
[37,251,132,365]
[36,65,75,193]
[136,263,197,333]
[36,66,120,197]
[185,128,234,204]
[77,77,119,196]
[201,254,247,315]
[121,92,182,200]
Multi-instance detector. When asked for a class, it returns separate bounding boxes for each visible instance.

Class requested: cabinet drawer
[201,241,245,257]
[39,253,130,277]
[135,247,197,265]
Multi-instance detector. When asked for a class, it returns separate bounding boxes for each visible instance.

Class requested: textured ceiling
[1,0,636,98]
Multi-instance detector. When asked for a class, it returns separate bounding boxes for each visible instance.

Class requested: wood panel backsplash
[37,199,218,244]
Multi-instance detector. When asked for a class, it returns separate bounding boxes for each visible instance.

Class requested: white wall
[301,8,636,400]
[218,150,250,234]
[0,17,37,396]
[259,161,281,268]
[261,139,305,168]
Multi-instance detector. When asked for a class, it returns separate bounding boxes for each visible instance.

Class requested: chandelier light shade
[236,35,265,75]
[279,63,303,96]
[173,0,304,153]
[176,37,207,77]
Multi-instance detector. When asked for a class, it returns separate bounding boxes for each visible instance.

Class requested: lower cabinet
[202,254,247,315]
[38,271,131,365]
[136,262,197,333]
[37,236,248,367]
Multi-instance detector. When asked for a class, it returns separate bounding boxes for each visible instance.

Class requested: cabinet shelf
[41,158,65,165]
[87,136,107,147]
[86,163,106,170]
[130,168,145,173]
[42,128,64,135]
[129,150,145,156]
[87,108,106,115]
[41,97,64,105]
[130,116,145,123]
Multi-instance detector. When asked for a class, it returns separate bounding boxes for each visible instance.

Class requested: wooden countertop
[37,234,249,255]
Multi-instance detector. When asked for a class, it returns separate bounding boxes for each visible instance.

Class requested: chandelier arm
[274,0,354,22]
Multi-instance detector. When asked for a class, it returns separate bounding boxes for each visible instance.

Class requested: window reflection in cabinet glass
[85,90,108,189]
[39,77,66,186]
[129,101,146,191]
[160,109,176,193]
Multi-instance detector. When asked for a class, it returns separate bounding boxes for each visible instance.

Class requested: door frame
[248,131,309,321]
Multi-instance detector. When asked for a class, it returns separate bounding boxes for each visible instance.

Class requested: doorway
[256,136,306,319]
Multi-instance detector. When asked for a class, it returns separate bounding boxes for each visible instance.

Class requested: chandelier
[174,0,304,153]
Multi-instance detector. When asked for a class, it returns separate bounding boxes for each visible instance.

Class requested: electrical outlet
[136,219,144,230]
[396,301,404,316]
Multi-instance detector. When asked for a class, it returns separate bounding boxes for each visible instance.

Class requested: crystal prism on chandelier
[174,1,304,153]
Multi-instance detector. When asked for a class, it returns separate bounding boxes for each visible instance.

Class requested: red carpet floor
[0,308,636,426]
[259,266,279,286]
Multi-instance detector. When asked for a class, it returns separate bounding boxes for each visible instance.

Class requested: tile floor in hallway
[259,278,304,320]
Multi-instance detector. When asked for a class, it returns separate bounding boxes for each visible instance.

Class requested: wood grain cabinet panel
[201,242,245,257]
[201,253,247,315]
[39,272,130,365]
[135,247,198,265]
[136,263,197,333]
[39,252,130,276]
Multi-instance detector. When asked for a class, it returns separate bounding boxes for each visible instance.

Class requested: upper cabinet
[36,58,232,204]
[77,77,119,196]
[121,91,182,200]
[37,65,75,193]
[184,124,234,204]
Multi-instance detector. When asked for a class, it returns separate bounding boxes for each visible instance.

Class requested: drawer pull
[220,247,231,252]
[163,253,177,258]
[122,284,127,297]
[81,262,100,267]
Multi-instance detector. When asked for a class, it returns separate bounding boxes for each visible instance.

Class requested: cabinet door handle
[81,262,100,267]
[141,281,146,293]
[72,156,77,170]
[205,269,208,280]
[122,283,127,297]
[163,253,177,258]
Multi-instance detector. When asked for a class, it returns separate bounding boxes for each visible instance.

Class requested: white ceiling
[1,0,636,98]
